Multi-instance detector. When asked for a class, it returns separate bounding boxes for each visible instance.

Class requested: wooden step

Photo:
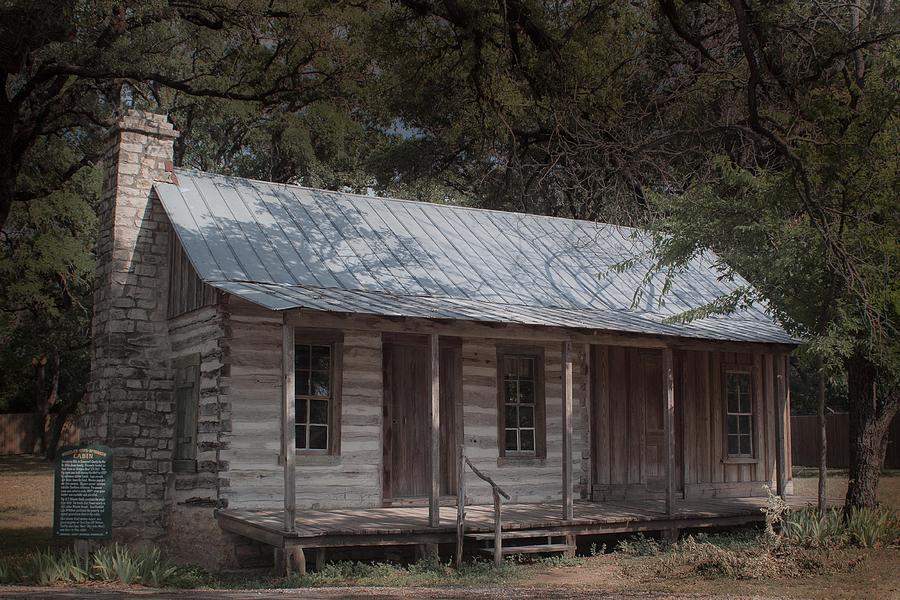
[478,543,574,556]
[465,529,567,541]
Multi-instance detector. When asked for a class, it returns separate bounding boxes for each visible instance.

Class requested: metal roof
[153,169,798,344]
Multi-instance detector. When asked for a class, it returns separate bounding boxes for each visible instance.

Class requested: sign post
[54,445,113,545]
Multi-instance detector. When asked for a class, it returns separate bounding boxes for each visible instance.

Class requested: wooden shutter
[173,357,200,472]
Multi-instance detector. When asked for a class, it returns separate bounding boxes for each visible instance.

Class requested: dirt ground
[0,456,56,552]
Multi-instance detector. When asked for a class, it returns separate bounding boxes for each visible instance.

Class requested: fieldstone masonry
[80,110,258,567]
[81,111,179,543]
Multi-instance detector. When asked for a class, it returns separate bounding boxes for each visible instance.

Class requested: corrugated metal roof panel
[154,169,799,345]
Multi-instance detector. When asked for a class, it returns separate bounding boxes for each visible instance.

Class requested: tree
[0,0,369,232]
[364,0,689,223]
[646,0,898,509]
[0,135,98,456]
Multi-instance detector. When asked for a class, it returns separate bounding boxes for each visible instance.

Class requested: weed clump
[615,533,667,556]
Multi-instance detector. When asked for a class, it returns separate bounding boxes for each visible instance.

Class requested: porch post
[663,347,675,515]
[775,353,788,497]
[428,333,441,527]
[562,341,574,520]
[282,318,296,532]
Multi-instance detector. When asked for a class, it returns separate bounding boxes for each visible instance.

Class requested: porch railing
[455,449,510,568]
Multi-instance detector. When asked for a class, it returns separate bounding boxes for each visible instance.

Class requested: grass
[284,557,519,588]
[792,466,900,507]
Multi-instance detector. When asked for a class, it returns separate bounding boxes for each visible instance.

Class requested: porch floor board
[217,495,823,549]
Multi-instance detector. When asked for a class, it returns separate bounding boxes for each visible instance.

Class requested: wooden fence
[791,413,900,469]
[0,412,80,455]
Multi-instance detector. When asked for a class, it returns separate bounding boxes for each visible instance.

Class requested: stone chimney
[82,110,179,542]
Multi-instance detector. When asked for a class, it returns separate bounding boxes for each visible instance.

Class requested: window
[294,331,342,454]
[173,355,200,473]
[725,371,753,457]
[497,347,545,458]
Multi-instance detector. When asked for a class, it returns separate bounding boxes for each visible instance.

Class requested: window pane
[310,370,330,397]
[311,345,330,370]
[739,415,752,435]
[310,399,328,424]
[502,357,518,379]
[505,429,518,451]
[295,398,308,424]
[520,429,535,451]
[518,381,535,402]
[740,392,752,414]
[504,381,517,403]
[738,374,750,396]
[295,370,311,396]
[309,425,328,449]
[504,356,534,380]
[295,345,311,369]
[505,405,517,428]
[295,425,307,449]
[727,435,739,456]
[519,405,534,428]
[519,358,534,380]
[726,374,738,397]
[727,389,739,414]
[727,415,738,435]
[739,435,752,455]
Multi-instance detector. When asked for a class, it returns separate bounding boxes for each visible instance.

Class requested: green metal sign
[53,445,112,538]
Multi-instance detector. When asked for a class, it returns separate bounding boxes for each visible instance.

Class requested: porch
[217,495,818,555]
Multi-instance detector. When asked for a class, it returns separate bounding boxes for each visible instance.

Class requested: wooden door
[640,351,666,490]
[382,336,459,501]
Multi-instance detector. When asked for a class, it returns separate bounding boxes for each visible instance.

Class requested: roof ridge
[171,167,645,234]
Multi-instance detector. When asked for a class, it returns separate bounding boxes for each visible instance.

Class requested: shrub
[0,543,180,587]
[0,548,89,585]
[781,507,846,547]
[780,505,900,549]
[845,506,900,548]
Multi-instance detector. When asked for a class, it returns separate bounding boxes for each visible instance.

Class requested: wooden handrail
[464,456,510,500]
[456,453,509,568]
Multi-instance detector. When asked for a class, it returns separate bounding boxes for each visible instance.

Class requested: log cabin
[82,110,801,571]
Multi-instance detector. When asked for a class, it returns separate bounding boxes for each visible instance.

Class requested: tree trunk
[845,352,896,510]
[32,355,47,454]
[41,354,61,457]
[817,354,826,515]
[46,393,82,461]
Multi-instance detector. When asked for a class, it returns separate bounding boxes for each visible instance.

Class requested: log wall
[166,304,228,502]
[222,301,383,509]
[592,345,792,499]
[222,300,588,510]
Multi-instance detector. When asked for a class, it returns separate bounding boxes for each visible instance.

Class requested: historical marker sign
[53,445,112,538]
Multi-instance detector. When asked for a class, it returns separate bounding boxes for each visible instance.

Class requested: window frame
[496,345,546,459]
[293,329,343,456]
[722,367,756,460]
[172,353,200,473]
